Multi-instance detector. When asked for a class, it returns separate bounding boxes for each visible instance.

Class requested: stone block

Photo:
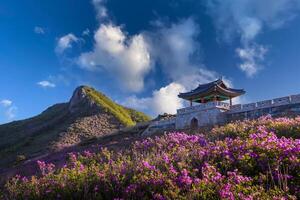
[273,96,290,105]
[242,103,256,110]
[291,94,300,103]
[257,100,272,108]
[230,104,242,111]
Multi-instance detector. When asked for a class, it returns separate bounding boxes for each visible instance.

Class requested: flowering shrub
[210,115,300,140]
[3,117,300,199]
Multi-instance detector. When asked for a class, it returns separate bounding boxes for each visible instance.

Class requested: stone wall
[226,94,300,122]
[175,102,230,129]
[145,93,300,135]
[228,94,300,113]
[142,118,176,136]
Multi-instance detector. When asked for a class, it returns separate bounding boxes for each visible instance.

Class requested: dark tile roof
[178,79,245,99]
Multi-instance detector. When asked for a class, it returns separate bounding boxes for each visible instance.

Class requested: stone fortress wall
[227,94,300,121]
[142,94,300,135]
[175,101,230,129]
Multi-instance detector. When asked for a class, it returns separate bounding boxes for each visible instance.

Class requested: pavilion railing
[177,101,230,114]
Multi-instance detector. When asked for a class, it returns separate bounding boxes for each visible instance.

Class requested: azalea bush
[210,115,300,140]
[3,117,300,199]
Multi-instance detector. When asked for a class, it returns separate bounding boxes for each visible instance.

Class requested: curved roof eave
[178,79,245,99]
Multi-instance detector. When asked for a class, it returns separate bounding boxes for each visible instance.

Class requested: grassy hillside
[84,86,151,126]
[0,103,69,168]
[0,103,68,143]
[0,86,151,169]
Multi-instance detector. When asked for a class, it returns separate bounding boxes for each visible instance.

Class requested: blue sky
[1,0,300,123]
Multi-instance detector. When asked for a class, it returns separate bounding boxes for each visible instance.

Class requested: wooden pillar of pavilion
[229,97,232,106]
[213,95,217,102]
[190,99,193,107]
[201,98,204,104]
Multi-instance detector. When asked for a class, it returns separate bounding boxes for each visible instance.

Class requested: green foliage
[15,155,26,164]
[126,108,152,123]
[83,86,151,127]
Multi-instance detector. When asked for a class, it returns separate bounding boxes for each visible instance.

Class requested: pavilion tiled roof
[178,79,245,100]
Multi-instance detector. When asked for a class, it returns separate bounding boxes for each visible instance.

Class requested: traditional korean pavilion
[178,78,245,106]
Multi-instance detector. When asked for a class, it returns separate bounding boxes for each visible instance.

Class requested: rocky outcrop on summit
[0,86,151,169]
[68,86,97,114]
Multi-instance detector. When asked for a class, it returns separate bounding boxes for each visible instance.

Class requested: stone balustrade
[177,101,230,114]
[228,94,300,113]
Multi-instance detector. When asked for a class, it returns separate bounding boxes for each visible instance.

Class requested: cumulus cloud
[0,99,12,107]
[78,24,151,92]
[55,33,80,54]
[78,4,217,95]
[37,80,56,88]
[236,45,268,77]
[76,3,229,116]
[123,19,226,116]
[206,0,300,76]
[145,18,219,90]
[124,83,186,115]
[34,26,45,34]
[78,17,223,115]
[206,0,300,42]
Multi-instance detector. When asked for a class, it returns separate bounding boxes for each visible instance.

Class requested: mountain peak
[0,85,151,169]
[68,85,96,113]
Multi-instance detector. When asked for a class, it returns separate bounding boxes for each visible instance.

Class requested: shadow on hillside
[0,125,162,186]
[0,122,217,187]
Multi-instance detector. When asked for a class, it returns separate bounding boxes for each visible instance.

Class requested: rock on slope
[0,86,151,169]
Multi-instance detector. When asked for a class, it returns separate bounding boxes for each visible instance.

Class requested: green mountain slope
[84,86,150,126]
[0,86,151,169]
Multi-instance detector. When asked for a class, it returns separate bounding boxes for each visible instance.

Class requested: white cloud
[0,100,17,121]
[78,24,151,92]
[236,45,268,77]
[124,76,234,116]
[145,18,218,91]
[37,80,56,88]
[5,106,17,120]
[82,28,90,36]
[0,99,12,107]
[78,5,218,94]
[124,82,186,115]
[123,19,231,116]
[34,26,45,34]
[78,18,224,113]
[55,33,79,54]
[76,4,234,116]
[206,0,300,76]
[206,0,300,42]
[92,0,108,20]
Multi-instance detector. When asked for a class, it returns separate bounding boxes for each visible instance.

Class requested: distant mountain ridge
[0,86,151,169]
